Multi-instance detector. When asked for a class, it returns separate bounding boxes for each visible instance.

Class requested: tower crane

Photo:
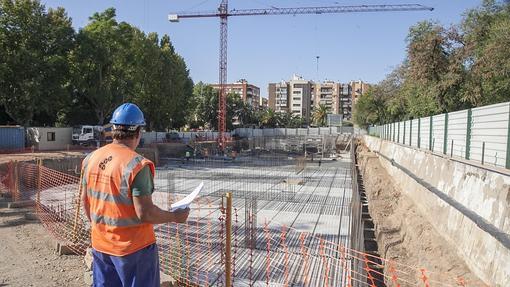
[169,2,433,150]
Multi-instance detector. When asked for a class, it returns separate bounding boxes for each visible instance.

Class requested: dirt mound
[356,142,484,286]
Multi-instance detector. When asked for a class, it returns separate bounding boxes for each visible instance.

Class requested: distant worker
[80,103,190,287]
[185,150,191,161]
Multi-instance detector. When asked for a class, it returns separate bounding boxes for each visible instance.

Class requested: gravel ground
[0,203,86,287]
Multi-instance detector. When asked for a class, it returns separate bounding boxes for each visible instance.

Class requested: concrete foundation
[362,135,510,286]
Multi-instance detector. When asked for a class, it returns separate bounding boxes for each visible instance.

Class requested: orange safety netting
[0,160,489,287]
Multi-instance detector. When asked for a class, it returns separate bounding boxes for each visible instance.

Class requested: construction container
[0,126,25,150]
[29,127,72,151]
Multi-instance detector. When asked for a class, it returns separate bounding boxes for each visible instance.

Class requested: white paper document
[170,182,204,212]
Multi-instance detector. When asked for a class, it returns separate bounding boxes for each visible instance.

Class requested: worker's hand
[173,207,190,223]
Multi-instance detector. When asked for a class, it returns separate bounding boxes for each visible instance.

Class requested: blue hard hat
[110,103,146,126]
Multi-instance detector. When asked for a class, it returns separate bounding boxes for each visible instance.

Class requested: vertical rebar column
[225,192,233,287]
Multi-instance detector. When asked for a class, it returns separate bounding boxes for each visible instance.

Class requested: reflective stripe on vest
[118,155,144,199]
[87,189,133,205]
[90,212,141,227]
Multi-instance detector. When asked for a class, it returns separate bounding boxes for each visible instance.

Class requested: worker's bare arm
[81,184,91,222]
[133,195,190,224]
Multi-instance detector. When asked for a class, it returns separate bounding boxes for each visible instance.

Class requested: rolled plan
[170,182,204,212]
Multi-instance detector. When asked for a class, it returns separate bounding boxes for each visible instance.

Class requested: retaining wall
[362,135,510,286]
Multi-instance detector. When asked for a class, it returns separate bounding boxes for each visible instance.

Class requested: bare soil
[356,142,485,286]
[0,202,86,287]
[0,151,86,165]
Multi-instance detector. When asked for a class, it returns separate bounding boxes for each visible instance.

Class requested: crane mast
[218,0,228,150]
[169,2,433,150]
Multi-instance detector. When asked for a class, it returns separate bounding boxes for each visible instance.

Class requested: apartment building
[289,75,312,122]
[313,81,341,114]
[211,79,261,108]
[339,83,353,120]
[259,97,268,109]
[268,81,290,113]
[350,80,370,106]
[269,76,369,122]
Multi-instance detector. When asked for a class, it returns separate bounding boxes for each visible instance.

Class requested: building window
[293,104,300,107]
[292,91,300,94]
[47,132,56,142]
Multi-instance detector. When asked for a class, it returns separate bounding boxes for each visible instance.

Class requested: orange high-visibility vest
[82,143,156,256]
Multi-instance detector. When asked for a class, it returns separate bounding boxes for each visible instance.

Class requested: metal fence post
[418,118,421,148]
[13,161,19,201]
[482,142,486,165]
[466,108,472,160]
[409,119,413,146]
[429,116,433,151]
[36,159,42,207]
[397,122,400,143]
[403,121,406,145]
[443,113,448,155]
[225,192,233,287]
[392,123,395,142]
[506,103,510,168]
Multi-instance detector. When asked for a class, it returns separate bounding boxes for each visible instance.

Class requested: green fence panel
[443,113,448,154]
[429,116,433,151]
[418,118,421,148]
[466,108,472,160]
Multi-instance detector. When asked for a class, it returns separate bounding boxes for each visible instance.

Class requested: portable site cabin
[27,127,73,151]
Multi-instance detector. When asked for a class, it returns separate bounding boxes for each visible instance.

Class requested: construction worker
[80,103,190,287]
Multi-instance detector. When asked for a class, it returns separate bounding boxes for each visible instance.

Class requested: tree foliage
[312,104,328,127]
[0,0,74,126]
[354,1,510,127]
[0,2,193,130]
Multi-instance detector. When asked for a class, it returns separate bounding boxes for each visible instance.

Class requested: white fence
[369,102,510,169]
[232,126,354,138]
[142,131,229,145]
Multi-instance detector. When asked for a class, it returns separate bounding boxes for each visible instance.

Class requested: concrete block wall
[363,135,510,286]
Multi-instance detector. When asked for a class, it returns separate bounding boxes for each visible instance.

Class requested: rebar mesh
[0,136,487,286]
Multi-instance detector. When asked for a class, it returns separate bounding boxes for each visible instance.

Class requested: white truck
[72,125,105,146]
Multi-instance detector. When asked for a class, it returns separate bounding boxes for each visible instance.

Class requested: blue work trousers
[92,243,160,287]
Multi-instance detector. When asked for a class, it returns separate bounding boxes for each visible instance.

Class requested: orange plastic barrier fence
[0,160,491,287]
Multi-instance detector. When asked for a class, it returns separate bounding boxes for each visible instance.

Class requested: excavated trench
[354,140,484,286]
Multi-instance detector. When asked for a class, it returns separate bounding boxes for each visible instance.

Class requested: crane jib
[170,4,433,19]
[168,2,433,151]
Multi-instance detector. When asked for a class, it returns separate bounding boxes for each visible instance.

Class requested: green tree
[69,8,135,125]
[190,83,244,130]
[67,8,193,129]
[129,33,193,130]
[258,108,279,128]
[353,89,384,129]
[312,104,328,127]
[0,0,74,125]
[461,0,510,106]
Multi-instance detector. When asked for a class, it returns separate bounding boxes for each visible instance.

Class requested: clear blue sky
[42,0,482,97]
